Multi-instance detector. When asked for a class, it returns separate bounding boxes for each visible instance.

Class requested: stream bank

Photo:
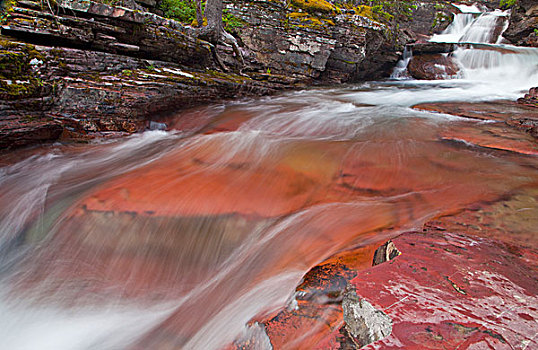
[0,0,460,149]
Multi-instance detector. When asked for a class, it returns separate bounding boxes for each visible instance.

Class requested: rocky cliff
[503,0,538,47]
[0,0,460,149]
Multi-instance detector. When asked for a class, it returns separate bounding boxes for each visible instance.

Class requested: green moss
[341,0,416,24]
[223,9,246,32]
[0,77,43,98]
[285,10,335,30]
[159,0,199,24]
[290,0,340,14]
[432,11,450,29]
[0,0,16,24]
[0,40,48,98]
[500,0,516,9]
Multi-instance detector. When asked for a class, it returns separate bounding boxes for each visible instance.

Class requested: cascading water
[1,4,538,350]
[431,8,509,44]
[391,4,538,98]
[390,46,413,80]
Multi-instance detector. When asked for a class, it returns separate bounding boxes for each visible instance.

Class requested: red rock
[348,231,538,349]
[407,54,459,80]
[414,100,538,140]
[439,120,538,155]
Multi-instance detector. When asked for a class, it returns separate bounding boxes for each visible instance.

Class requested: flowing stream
[1,6,538,350]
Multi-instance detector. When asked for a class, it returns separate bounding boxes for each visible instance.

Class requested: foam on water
[0,298,173,350]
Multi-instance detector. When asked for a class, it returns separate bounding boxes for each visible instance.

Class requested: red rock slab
[77,137,351,218]
[158,105,222,133]
[439,121,538,155]
[262,302,344,350]
[72,111,536,220]
[413,101,538,124]
[425,187,538,253]
[348,231,538,349]
[202,108,259,134]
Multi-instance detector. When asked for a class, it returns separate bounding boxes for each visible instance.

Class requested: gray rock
[342,288,393,348]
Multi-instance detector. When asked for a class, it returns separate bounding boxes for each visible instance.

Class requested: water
[430,9,509,44]
[398,4,538,96]
[390,46,412,80]
[1,8,538,350]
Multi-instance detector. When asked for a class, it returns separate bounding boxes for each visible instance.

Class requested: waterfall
[453,45,538,93]
[390,46,413,80]
[430,13,475,43]
[392,4,538,97]
[431,9,509,44]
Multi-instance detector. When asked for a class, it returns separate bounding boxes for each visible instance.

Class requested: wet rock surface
[407,53,459,80]
[235,185,538,348]
[354,230,538,349]
[413,100,538,143]
[518,86,538,107]
[227,203,538,349]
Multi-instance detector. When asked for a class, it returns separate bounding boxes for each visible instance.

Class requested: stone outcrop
[503,0,538,47]
[372,240,400,265]
[401,1,454,37]
[224,0,406,83]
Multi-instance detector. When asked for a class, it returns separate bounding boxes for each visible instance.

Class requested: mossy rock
[0,77,44,99]
[290,0,339,14]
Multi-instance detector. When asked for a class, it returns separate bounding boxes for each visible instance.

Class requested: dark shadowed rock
[372,240,400,266]
[503,0,538,47]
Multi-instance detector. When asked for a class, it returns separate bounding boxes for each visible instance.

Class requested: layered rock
[518,86,538,106]
[0,0,422,149]
[224,0,405,83]
[0,37,279,149]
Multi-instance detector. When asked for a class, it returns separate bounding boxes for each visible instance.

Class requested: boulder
[407,53,459,80]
